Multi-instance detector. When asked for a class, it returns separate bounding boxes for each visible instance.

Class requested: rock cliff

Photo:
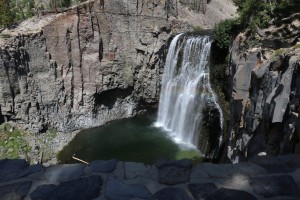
[225,16,300,162]
[0,0,236,133]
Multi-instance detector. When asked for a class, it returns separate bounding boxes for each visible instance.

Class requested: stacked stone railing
[1,155,300,199]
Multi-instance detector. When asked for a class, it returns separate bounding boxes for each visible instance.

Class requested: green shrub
[213,19,237,50]
[0,0,13,27]
[273,0,300,18]
[193,25,203,33]
[0,33,11,38]
[0,123,31,160]
[235,0,272,31]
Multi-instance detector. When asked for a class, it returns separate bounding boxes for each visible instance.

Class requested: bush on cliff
[0,0,13,28]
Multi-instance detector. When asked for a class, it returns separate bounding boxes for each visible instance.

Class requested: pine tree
[0,0,13,27]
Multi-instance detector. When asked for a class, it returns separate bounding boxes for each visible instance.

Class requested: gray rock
[271,65,294,123]
[126,177,166,195]
[19,164,44,179]
[105,176,151,200]
[250,155,300,173]
[190,162,266,181]
[155,159,192,185]
[0,181,32,200]
[30,175,103,200]
[206,188,257,200]
[124,162,156,180]
[44,164,85,184]
[0,0,236,136]
[249,175,300,198]
[90,159,118,173]
[153,187,193,200]
[0,159,43,182]
[188,182,218,199]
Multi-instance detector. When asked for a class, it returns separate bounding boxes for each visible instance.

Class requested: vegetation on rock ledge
[0,123,31,160]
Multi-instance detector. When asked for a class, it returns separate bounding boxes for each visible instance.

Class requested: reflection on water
[58,115,202,164]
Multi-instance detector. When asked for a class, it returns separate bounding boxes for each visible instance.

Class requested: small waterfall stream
[155,34,223,149]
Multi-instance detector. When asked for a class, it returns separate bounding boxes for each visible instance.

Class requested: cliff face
[226,21,300,162]
[0,0,236,133]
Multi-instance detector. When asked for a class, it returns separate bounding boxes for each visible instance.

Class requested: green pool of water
[58,115,202,164]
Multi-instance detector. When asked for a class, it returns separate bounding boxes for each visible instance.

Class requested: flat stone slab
[0,159,28,182]
[250,155,300,173]
[155,159,192,185]
[154,187,193,200]
[44,164,85,183]
[206,188,257,200]
[0,159,43,182]
[188,182,218,199]
[124,162,156,180]
[0,181,32,200]
[190,162,266,180]
[249,175,300,198]
[105,176,151,200]
[0,156,300,200]
[90,159,118,173]
[30,175,103,200]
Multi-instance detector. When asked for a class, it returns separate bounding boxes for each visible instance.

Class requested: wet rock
[155,159,192,185]
[105,176,151,200]
[0,181,32,200]
[249,175,300,198]
[154,187,193,200]
[206,188,257,200]
[30,175,103,200]
[188,182,218,199]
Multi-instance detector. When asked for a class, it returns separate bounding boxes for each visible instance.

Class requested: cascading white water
[155,34,223,148]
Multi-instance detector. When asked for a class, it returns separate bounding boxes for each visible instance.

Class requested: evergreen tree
[0,0,13,27]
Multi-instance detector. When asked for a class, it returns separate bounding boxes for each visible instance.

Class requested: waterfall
[155,34,223,148]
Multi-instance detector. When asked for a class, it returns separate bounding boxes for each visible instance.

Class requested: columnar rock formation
[0,0,236,133]
[226,25,300,162]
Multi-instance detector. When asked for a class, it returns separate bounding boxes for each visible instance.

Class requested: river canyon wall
[225,15,300,162]
[0,0,236,134]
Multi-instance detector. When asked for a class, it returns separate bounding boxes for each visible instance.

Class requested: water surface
[58,115,202,164]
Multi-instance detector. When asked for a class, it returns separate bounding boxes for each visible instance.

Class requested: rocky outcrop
[225,29,300,162]
[1,155,300,199]
[0,0,236,134]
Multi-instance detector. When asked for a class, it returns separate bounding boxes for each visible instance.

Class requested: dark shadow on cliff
[93,87,134,111]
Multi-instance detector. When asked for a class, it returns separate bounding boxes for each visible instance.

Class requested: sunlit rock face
[0,0,236,133]
[226,33,300,163]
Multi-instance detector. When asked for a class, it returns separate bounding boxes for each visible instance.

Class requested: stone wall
[1,155,300,199]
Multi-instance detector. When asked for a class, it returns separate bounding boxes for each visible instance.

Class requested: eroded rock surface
[226,28,300,162]
[0,0,236,134]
